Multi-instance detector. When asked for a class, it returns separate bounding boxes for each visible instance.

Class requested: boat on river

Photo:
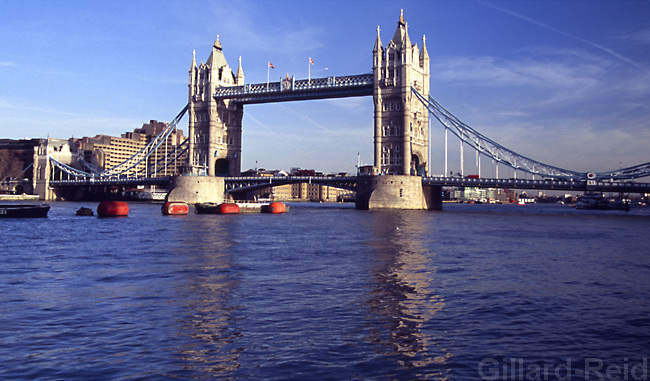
[0,204,50,218]
[195,201,288,214]
[575,193,630,211]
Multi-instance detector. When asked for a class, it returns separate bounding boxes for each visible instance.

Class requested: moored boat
[194,202,221,214]
[162,201,189,215]
[75,207,94,216]
[194,201,288,214]
[0,204,50,218]
[575,193,630,211]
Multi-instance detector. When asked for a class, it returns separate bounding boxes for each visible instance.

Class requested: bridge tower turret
[187,36,243,176]
[373,9,430,176]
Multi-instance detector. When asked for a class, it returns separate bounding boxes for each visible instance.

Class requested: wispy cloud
[0,61,16,67]
[612,29,650,46]
[478,1,643,70]
[434,55,603,89]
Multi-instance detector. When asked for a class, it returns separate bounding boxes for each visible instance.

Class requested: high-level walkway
[213,74,373,104]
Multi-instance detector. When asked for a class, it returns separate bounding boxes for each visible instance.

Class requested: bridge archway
[215,158,230,176]
[411,153,426,176]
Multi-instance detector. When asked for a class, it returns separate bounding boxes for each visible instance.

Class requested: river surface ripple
[1,202,649,380]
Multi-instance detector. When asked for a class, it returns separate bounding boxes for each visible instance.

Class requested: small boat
[0,204,50,218]
[97,201,129,217]
[575,193,630,211]
[75,207,94,216]
[194,202,221,214]
[162,201,189,215]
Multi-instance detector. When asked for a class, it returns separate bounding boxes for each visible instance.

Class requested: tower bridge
[44,10,650,209]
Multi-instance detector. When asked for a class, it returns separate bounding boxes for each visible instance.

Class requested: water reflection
[172,216,243,377]
[363,210,451,379]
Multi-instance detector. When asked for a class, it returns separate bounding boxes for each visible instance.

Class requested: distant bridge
[49,175,650,195]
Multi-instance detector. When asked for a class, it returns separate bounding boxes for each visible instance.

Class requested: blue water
[1,202,649,380]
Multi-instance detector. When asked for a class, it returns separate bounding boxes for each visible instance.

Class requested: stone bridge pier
[355,175,442,210]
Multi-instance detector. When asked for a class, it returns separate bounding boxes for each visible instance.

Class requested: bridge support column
[166,175,227,204]
[423,184,443,211]
[355,175,441,210]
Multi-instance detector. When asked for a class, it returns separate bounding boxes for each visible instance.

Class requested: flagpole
[308,58,311,84]
[267,62,270,89]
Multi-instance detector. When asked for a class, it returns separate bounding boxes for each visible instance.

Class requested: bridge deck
[213,74,373,104]
[49,175,650,194]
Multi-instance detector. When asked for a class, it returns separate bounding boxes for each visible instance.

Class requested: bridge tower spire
[187,36,243,176]
[372,9,430,176]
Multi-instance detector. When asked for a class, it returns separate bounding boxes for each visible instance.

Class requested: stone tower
[188,36,245,176]
[373,10,430,176]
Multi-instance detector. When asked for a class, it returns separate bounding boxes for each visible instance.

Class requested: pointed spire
[403,21,412,49]
[190,49,196,71]
[214,35,222,50]
[373,25,383,53]
[420,34,429,63]
[391,9,407,48]
[236,56,245,85]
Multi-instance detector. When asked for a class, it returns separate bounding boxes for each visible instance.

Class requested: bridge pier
[355,175,442,210]
[166,175,228,204]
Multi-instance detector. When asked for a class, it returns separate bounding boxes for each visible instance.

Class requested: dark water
[1,202,649,380]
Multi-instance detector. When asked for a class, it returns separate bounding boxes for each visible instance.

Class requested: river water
[1,202,649,380]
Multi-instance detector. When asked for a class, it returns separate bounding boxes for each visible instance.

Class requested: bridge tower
[373,10,430,176]
[188,36,244,176]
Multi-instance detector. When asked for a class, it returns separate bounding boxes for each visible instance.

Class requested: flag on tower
[309,57,314,65]
[268,62,275,69]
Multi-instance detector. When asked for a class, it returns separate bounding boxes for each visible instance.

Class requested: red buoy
[218,203,240,214]
[262,202,286,214]
[161,202,188,215]
[97,201,129,217]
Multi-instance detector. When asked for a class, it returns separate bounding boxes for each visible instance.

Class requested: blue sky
[1,0,649,176]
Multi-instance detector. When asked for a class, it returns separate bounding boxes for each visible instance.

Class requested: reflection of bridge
[43,10,650,208]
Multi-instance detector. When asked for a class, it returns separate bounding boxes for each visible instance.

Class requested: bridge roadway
[50,175,650,194]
